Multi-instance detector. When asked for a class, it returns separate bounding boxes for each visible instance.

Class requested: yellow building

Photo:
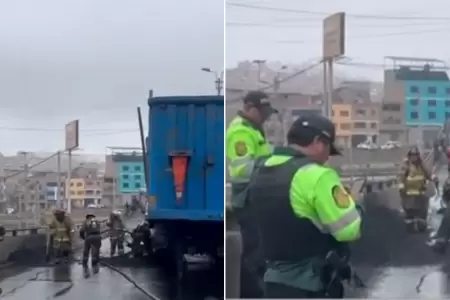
[66,178,85,208]
[331,104,352,146]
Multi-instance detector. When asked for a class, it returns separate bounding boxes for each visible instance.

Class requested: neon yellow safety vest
[226,114,273,209]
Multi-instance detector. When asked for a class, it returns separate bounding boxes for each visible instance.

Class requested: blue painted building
[404,80,450,126]
[112,154,145,193]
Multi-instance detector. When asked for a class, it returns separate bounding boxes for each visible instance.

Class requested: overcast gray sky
[227,0,450,77]
[0,0,224,155]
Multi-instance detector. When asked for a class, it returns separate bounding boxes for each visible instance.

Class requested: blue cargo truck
[144,95,224,279]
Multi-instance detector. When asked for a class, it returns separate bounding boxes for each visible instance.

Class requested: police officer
[80,213,102,267]
[398,147,432,232]
[248,114,363,298]
[226,90,277,298]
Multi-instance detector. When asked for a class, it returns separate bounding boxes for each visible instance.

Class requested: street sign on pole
[64,120,79,214]
[322,12,346,59]
[65,120,79,151]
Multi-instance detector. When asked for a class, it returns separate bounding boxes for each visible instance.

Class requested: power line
[277,27,450,44]
[227,2,450,21]
[5,152,60,180]
[227,21,450,29]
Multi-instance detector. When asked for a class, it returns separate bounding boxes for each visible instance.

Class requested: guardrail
[0,219,109,240]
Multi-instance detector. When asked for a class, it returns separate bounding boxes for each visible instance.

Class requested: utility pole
[200,68,224,95]
[215,77,224,96]
[19,151,29,228]
[322,62,329,117]
[67,149,72,214]
[252,59,266,88]
[56,151,61,209]
[418,94,424,152]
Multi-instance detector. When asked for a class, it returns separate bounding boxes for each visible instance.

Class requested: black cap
[243,90,278,113]
[288,114,341,156]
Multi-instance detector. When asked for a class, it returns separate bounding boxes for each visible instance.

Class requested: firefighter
[107,210,125,256]
[80,213,102,267]
[398,147,433,232]
[248,114,363,298]
[226,90,278,298]
[49,209,73,263]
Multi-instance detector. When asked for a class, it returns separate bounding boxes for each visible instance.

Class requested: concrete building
[66,178,85,208]
[83,178,103,206]
[104,147,145,208]
[381,56,450,146]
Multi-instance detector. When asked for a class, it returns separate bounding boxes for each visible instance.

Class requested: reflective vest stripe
[310,208,360,234]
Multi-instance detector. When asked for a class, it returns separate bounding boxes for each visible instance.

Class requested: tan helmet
[407,146,420,156]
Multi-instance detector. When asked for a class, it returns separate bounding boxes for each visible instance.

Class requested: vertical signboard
[65,120,79,151]
[323,12,346,59]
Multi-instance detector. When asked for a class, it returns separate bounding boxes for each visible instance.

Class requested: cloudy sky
[227,0,450,77]
[0,0,224,155]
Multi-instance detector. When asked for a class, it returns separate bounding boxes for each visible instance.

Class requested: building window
[340,123,351,130]
[410,86,419,93]
[134,165,141,172]
[355,109,366,117]
[428,86,437,94]
[70,182,74,187]
[77,191,83,195]
[382,104,400,111]
[446,100,450,107]
[122,166,129,172]
[122,183,129,189]
[370,122,377,129]
[122,174,129,180]
[339,110,349,117]
[353,122,366,129]
[410,112,418,119]
[428,100,437,107]
[446,112,450,119]
[76,182,82,187]
[371,109,376,116]
[135,174,141,181]
[331,110,335,117]
[135,183,141,189]
[446,88,450,95]
[428,111,436,119]
[410,99,419,106]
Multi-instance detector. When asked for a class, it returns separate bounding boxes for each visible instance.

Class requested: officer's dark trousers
[110,237,124,255]
[236,208,265,298]
[265,283,329,299]
[436,206,450,242]
[83,237,101,265]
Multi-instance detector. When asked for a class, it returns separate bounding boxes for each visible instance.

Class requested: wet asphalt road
[348,168,450,298]
[0,216,222,300]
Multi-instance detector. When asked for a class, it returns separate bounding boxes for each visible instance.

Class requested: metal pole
[23,153,29,229]
[418,94,424,151]
[322,60,328,117]
[326,58,334,120]
[112,177,116,210]
[215,78,223,96]
[67,149,72,214]
[56,151,61,209]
